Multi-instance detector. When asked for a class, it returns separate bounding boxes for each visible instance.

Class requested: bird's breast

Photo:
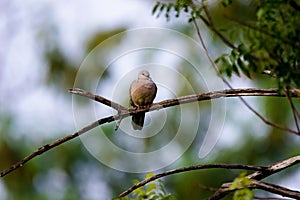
[131,82,156,106]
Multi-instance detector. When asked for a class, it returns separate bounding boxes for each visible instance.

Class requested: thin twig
[198,184,219,192]
[69,88,127,131]
[289,0,300,12]
[1,88,299,177]
[191,14,298,135]
[201,4,236,49]
[198,14,236,49]
[285,89,300,133]
[188,1,236,49]
[0,115,118,178]
[69,88,127,111]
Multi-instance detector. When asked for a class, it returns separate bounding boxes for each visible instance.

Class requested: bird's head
[138,70,151,80]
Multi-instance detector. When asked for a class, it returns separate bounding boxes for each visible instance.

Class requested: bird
[130,70,157,130]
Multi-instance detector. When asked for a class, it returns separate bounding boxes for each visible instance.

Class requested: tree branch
[118,164,266,198]
[0,115,117,178]
[118,155,300,198]
[69,88,127,111]
[289,0,300,12]
[201,4,237,49]
[285,89,300,133]
[250,180,300,199]
[208,155,300,199]
[69,88,127,131]
[247,155,300,180]
[119,156,300,199]
[192,15,299,135]
[189,2,236,49]
[1,88,300,177]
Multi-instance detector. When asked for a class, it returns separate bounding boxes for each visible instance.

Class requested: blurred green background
[0,0,299,199]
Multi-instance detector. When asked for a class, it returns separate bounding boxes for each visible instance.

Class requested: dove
[130,70,157,130]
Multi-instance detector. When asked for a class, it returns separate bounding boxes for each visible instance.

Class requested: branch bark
[69,88,127,111]
[118,164,266,198]
[1,88,300,177]
[208,155,300,199]
[118,156,300,198]
[250,180,300,199]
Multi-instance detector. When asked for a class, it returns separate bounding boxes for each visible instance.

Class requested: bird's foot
[134,105,144,110]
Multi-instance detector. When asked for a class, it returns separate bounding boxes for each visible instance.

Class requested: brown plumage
[130,70,157,130]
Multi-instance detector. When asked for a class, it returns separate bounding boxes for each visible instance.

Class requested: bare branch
[69,88,127,131]
[0,115,117,178]
[208,155,300,199]
[1,88,299,177]
[189,2,236,49]
[119,156,300,198]
[250,180,300,199]
[69,88,127,111]
[247,155,300,180]
[118,164,265,198]
[254,197,286,200]
[285,89,300,133]
[198,14,236,49]
[201,5,236,49]
[198,184,219,192]
[289,0,300,12]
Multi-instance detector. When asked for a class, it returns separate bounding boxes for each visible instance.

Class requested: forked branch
[208,155,300,199]
[0,88,300,177]
[118,156,300,199]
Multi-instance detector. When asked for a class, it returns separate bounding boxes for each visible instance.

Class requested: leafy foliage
[1,1,299,200]
[152,0,201,22]
[115,173,175,200]
[215,44,256,79]
[216,0,300,89]
[152,1,187,20]
[229,172,254,200]
[153,0,300,90]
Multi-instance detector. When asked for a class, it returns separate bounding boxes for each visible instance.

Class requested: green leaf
[233,189,254,200]
[232,63,240,77]
[238,58,251,78]
[152,2,160,15]
[229,172,252,190]
[128,173,176,199]
[229,52,237,64]
[238,44,250,54]
[145,173,155,178]
[221,0,233,7]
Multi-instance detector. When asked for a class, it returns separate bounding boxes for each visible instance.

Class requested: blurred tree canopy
[153,0,300,89]
[1,0,300,200]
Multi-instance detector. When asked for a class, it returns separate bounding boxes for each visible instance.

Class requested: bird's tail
[132,113,145,130]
